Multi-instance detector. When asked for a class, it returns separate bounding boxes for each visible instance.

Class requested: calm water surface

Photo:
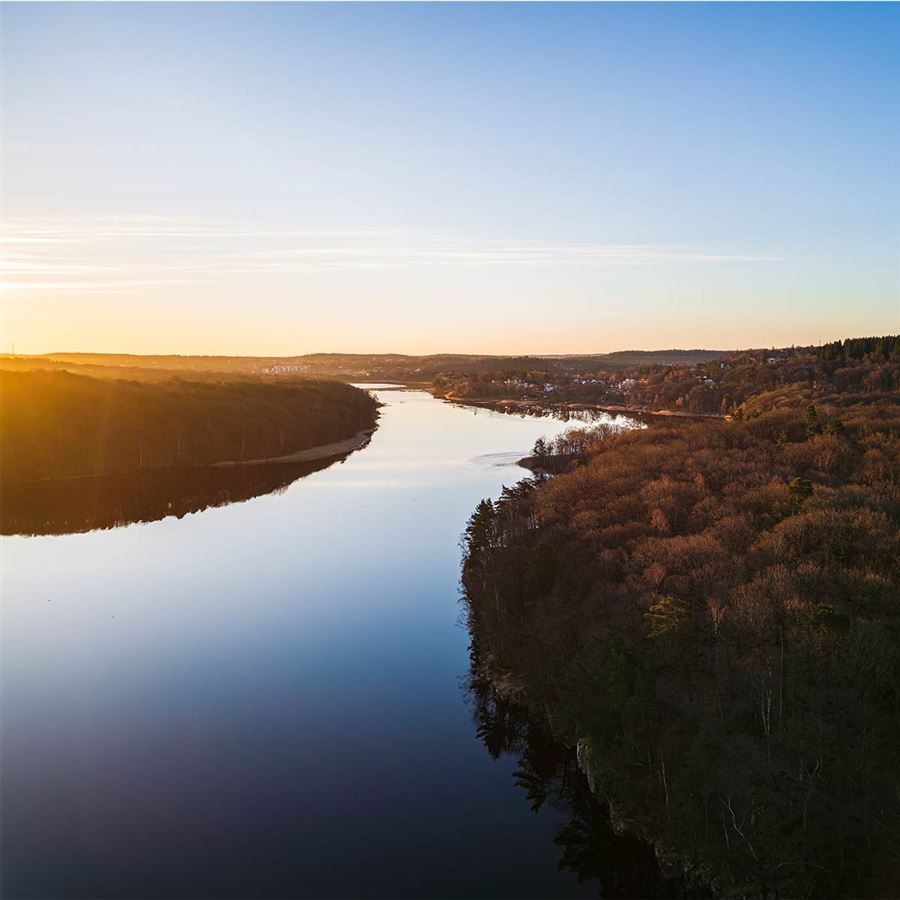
[1,390,631,898]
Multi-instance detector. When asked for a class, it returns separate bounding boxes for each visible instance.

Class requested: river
[1,388,650,898]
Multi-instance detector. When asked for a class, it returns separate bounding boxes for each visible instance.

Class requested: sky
[1,2,898,356]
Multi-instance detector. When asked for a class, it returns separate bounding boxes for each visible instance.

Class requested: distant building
[266,364,310,374]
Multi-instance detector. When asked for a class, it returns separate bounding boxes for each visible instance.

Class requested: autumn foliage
[462,369,899,895]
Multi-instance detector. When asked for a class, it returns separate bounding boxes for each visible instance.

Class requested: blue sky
[1,2,898,354]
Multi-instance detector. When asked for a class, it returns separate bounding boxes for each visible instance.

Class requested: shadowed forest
[0,370,378,485]
[462,338,899,897]
[465,668,711,898]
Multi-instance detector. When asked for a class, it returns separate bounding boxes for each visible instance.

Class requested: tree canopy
[0,370,378,484]
[462,379,899,896]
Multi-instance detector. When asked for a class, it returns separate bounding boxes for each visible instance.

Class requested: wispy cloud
[0,215,779,294]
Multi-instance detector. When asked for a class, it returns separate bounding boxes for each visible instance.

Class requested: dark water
[1,389,653,898]
[0,457,347,536]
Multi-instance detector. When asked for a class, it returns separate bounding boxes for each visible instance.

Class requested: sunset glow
[2,5,899,898]
[2,2,897,355]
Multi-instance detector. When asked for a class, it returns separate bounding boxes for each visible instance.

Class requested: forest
[461,339,899,897]
[437,337,900,416]
[0,370,378,484]
[465,668,693,898]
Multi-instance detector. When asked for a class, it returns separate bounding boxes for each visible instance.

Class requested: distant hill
[584,348,727,366]
[1,348,729,383]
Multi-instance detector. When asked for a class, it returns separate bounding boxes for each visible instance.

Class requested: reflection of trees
[1,456,345,536]
[465,660,697,899]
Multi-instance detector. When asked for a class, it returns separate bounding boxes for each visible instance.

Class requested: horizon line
[6,339,886,362]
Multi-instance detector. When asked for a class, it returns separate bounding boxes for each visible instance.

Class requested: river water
[1,389,641,898]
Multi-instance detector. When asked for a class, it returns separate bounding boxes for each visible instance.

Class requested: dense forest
[438,337,899,416]
[465,668,697,898]
[461,341,899,897]
[0,371,378,484]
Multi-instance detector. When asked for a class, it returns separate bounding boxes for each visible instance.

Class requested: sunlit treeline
[0,371,378,484]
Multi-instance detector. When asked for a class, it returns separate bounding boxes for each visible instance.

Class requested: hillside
[0,371,378,485]
[436,338,899,414]
[461,338,900,897]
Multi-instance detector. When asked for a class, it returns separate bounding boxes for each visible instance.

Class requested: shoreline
[471,655,701,894]
[440,393,727,420]
[5,428,377,486]
[211,428,375,468]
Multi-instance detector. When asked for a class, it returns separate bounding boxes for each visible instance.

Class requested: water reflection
[0,455,350,536]
[2,398,637,537]
[465,662,697,899]
[2,390,644,898]
[450,399,652,427]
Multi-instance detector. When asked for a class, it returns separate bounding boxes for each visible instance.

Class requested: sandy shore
[212,428,375,468]
[6,429,377,486]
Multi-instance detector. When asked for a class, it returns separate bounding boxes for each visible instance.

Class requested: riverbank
[438,392,727,420]
[6,429,377,487]
[212,428,375,467]
[4,384,615,898]
[516,452,578,473]
[461,399,900,898]
[470,652,706,894]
